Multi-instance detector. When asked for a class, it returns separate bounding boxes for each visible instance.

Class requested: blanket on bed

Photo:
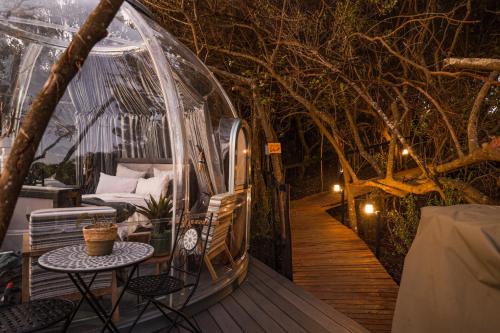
[82,193,152,239]
[81,197,136,222]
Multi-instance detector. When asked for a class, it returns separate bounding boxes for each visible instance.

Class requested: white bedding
[82,193,152,239]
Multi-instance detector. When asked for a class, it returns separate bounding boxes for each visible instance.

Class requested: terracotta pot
[83,224,117,256]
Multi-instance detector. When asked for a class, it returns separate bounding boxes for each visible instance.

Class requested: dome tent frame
[0,0,248,209]
[0,0,252,321]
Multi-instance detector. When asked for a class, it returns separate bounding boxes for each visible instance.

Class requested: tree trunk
[343,166,358,233]
[0,0,125,246]
[252,88,287,239]
[295,116,311,181]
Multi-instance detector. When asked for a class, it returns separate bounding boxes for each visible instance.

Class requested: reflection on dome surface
[0,0,237,209]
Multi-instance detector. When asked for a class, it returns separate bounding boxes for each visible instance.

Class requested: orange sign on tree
[266,143,282,155]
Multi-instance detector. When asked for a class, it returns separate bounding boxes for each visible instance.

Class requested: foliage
[144,0,500,264]
[76,213,115,229]
[135,194,173,220]
[386,185,466,257]
[135,194,173,234]
[385,195,421,257]
[144,0,499,209]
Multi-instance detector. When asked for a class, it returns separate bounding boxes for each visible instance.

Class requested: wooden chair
[202,193,237,281]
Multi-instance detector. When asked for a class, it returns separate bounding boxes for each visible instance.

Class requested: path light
[333,183,345,225]
[402,148,409,156]
[364,203,375,214]
[363,202,383,258]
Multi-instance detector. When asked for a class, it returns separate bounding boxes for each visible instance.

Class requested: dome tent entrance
[0,0,245,215]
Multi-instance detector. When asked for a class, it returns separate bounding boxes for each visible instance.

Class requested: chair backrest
[202,211,231,251]
[168,213,214,285]
[202,192,243,251]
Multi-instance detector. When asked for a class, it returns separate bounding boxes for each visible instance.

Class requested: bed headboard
[117,158,173,177]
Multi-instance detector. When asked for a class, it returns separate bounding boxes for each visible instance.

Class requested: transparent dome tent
[0,0,251,262]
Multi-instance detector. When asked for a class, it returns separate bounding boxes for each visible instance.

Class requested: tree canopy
[144,0,499,233]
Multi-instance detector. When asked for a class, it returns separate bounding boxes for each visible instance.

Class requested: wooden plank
[207,303,243,333]
[219,295,264,333]
[231,287,286,333]
[251,259,368,333]
[290,191,399,333]
[239,279,307,333]
[246,273,331,333]
[194,310,223,333]
[250,262,362,333]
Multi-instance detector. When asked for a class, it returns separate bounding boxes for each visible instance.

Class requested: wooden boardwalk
[291,192,399,333]
[161,258,368,333]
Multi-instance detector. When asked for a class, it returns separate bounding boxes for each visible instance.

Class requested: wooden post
[320,133,324,192]
[282,184,293,280]
[375,212,382,258]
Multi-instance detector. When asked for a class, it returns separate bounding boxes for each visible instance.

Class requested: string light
[402,148,409,156]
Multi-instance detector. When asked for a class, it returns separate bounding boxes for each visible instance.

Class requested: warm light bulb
[402,148,409,156]
[333,184,342,192]
[242,149,248,154]
[364,203,375,214]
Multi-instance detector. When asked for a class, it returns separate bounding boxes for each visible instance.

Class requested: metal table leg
[100,265,138,333]
[66,272,120,333]
[62,272,98,331]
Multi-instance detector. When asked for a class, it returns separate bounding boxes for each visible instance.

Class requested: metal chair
[126,213,213,333]
[0,298,74,333]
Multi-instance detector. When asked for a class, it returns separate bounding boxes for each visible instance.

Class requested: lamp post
[333,184,345,225]
[401,147,409,169]
[363,202,381,258]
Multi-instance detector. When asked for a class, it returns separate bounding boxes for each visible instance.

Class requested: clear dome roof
[0,0,237,207]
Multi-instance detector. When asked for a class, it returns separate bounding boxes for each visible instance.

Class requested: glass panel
[234,129,249,189]
[15,47,172,192]
[229,191,249,260]
[0,0,142,48]
[0,2,251,323]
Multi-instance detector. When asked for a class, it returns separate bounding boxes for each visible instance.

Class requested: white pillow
[116,164,147,179]
[153,167,174,180]
[95,173,138,194]
[135,176,168,198]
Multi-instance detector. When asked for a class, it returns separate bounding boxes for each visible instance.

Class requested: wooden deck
[160,258,368,333]
[291,192,399,333]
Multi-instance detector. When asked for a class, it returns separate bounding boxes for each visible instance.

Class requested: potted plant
[135,194,173,256]
[80,215,117,256]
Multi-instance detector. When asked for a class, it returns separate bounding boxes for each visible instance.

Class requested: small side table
[38,242,153,333]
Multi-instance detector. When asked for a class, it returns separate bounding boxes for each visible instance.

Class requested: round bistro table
[38,242,154,333]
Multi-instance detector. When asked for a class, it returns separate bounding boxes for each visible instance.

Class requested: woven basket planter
[83,224,118,256]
